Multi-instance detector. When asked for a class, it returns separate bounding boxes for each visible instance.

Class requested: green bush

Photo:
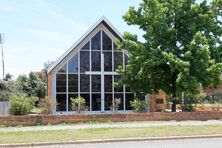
[110,98,121,113]
[70,97,88,113]
[38,97,52,115]
[9,94,37,115]
[181,94,201,112]
[130,99,149,113]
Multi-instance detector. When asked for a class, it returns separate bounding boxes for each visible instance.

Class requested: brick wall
[0,112,222,126]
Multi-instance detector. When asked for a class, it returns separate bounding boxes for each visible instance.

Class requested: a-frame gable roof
[47,16,123,73]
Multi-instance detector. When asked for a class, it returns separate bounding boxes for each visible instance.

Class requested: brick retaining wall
[0,112,222,126]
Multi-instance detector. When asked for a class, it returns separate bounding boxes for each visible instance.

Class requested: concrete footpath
[0,120,222,133]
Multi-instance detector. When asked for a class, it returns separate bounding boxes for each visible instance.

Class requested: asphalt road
[29,138,222,148]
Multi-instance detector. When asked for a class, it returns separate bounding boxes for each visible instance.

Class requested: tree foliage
[0,81,15,101]
[117,0,222,111]
[14,72,46,99]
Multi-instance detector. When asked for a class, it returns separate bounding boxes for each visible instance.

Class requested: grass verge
[0,125,222,144]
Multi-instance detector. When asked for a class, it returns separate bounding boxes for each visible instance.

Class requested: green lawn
[0,125,222,144]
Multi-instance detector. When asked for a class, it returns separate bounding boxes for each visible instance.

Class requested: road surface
[30,138,222,148]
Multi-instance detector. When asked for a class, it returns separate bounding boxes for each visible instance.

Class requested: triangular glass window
[58,64,67,73]
[102,31,112,50]
[81,41,89,50]
[91,31,101,50]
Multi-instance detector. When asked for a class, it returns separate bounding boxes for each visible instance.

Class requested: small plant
[9,93,37,115]
[35,116,42,126]
[38,97,52,114]
[70,97,88,113]
[130,99,149,113]
[91,115,98,123]
[110,98,121,114]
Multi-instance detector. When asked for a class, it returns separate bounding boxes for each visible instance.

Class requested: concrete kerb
[1,135,222,148]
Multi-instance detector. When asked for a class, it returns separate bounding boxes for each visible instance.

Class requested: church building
[47,17,164,114]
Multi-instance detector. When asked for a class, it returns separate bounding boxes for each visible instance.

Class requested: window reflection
[105,75,112,92]
[91,31,101,50]
[81,41,90,50]
[102,31,112,50]
[80,74,90,92]
[92,75,101,92]
[105,93,113,110]
[104,51,112,71]
[92,94,101,111]
[56,74,66,92]
[68,53,78,73]
[68,74,78,92]
[58,64,67,73]
[80,51,89,72]
[56,94,66,111]
[91,51,101,71]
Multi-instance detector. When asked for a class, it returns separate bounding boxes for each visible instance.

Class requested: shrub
[38,97,52,114]
[70,97,88,113]
[130,99,149,113]
[110,98,121,114]
[181,94,202,112]
[9,94,37,115]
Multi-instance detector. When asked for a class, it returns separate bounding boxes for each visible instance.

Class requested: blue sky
[0,0,209,79]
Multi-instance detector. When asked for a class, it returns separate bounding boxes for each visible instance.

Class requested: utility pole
[0,34,5,79]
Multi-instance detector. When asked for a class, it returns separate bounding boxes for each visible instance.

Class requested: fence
[0,101,10,115]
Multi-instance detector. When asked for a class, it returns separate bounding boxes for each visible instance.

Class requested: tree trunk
[171,101,177,112]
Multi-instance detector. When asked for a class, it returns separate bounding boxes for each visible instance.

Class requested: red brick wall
[0,112,222,126]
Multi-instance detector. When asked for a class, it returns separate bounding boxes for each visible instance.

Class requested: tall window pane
[92,75,101,92]
[105,93,113,110]
[56,94,66,111]
[102,31,112,50]
[56,74,67,92]
[68,53,78,73]
[68,74,78,92]
[80,74,90,92]
[104,51,112,71]
[105,75,112,92]
[80,94,90,111]
[80,51,89,72]
[91,31,101,50]
[92,93,101,111]
[91,51,101,71]
[114,93,123,110]
[125,93,134,110]
[114,52,123,71]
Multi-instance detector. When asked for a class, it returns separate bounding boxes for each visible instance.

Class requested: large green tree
[14,72,46,99]
[117,0,222,111]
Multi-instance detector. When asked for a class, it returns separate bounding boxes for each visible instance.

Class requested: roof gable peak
[47,16,122,73]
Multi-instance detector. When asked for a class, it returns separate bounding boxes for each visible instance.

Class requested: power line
[0,34,5,79]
